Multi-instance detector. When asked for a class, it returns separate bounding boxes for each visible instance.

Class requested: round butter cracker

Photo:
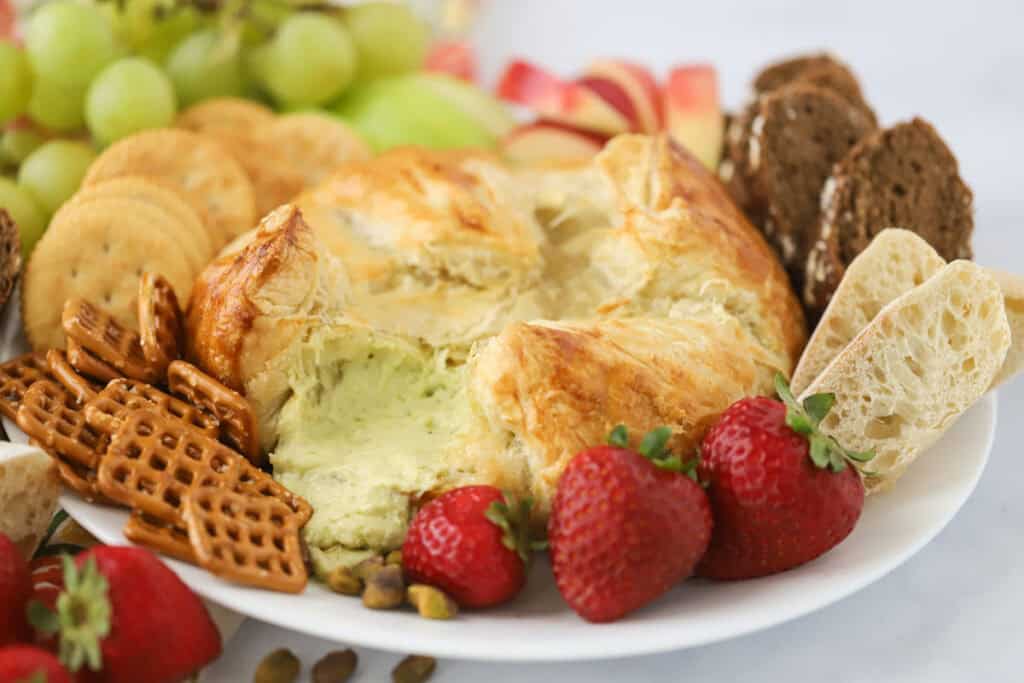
[21,200,194,352]
[211,131,306,218]
[176,97,276,135]
[69,176,214,266]
[259,114,372,191]
[82,129,255,250]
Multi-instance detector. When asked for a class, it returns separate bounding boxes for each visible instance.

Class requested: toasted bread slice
[792,229,945,393]
[986,269,1024,388]
[799,261,1010,493]
[0,442,61,558]
[793,229,1024,392]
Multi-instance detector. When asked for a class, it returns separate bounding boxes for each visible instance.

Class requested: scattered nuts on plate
[407,584,459,620]
[253,648,300,683]
[363,564,406,609]
[392,655,437,683]
[312,649,358,683]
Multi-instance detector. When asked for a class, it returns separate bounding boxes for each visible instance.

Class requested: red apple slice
[501,121,607,165]
[1,0,16,40]
[575,76,639,131]
[424,40,477,83]
[583,59,662,133]
[664,64,724,169]
[496,60,631,136]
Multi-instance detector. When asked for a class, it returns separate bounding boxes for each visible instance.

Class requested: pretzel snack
[137,272,184,377]
[62,298,158,383]
[167,360,261,465]
[0,352,51,420]
[183,487,308,593]
[84,378,219,438]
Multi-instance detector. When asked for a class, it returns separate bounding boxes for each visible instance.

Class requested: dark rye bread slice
[803,118,974,314]
[0,210,21,311]
[746,84,876,291]
[753,53,878,127]
[718,54,876,219]
[719,107,756,213]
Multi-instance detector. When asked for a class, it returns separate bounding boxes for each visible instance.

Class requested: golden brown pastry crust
[185,135,807,517]
[463,315,783,513]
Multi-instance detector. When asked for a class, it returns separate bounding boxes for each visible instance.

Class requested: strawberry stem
[607,425,699,477]
[607,425,629,448]
[28,555,110,673]
[774,373,875,473]
[485,494,539,564]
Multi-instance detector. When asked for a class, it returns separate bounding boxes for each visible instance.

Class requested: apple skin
[663,64,724,169]
[424,40,477,83]
[582,59,662,133]
[501,121,607,165]
[496,60,631,136]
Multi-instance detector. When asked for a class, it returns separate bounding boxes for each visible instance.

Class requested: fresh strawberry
[28,557,64,613]
[548,426,713,623]
[403,486,538,608]
[30,548,221,683]
[697,375,875,580]
[0,645,72,683]
[0,533,32,646]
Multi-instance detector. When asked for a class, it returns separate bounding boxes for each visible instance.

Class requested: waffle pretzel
[16,380,108,470]
[66,338,122,384]
[98,410,310,526]
[183,487,308,593]
[123,511,195,563]
[137,273,184,377]
[54,454,113,505]
[62,298,158,383]
[0,352,50,420]
[167,361,261,465]
[84,378,219,438]
[47,349,99,404]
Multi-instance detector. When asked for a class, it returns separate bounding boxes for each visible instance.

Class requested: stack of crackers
[21,98,371,354]
[0,273,312,593]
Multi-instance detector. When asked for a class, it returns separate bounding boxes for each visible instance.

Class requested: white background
[203,1,1024,680]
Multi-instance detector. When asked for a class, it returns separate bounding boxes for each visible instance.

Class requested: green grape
[0,42,32,125]
[25,1,118,87]
[27,78,87,133]
[1,129,45,166]
[241,0,294,46]
[17,140,95,215]
[0,177,48,258]
[166,29,244,107]
[343,2,429,81]
[260,14,356,108]
[105,0,203,65]
[140,8,205,65]
[334,76,496,152]
[86,58,177,147]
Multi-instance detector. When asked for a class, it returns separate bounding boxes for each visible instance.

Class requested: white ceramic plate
[0,295,997,661]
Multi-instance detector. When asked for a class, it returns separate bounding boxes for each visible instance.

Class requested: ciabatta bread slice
[799,261,1010,493]
[987,269,1024,388]
[0,443,60,558]
[792,229,945,393]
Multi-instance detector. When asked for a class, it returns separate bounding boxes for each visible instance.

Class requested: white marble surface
[203,1,1024,680]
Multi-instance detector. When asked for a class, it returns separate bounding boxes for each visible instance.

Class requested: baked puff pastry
[186,135,806,572]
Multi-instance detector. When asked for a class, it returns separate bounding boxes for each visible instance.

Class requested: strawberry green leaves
[485,495,547,563]
[28,556,111,673]
[607,425,699,480]
[774,373,875,473]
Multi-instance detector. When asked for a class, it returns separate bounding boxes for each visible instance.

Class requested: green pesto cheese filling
[270,329,469,574]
